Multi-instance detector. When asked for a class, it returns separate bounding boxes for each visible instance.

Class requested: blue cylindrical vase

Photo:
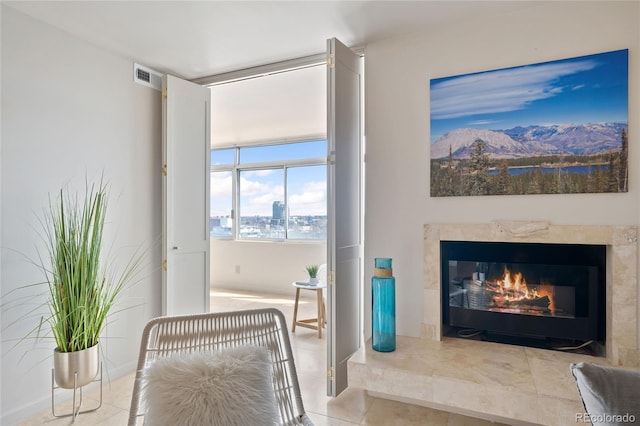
[372,258,396,352]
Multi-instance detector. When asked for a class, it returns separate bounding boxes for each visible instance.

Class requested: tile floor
[19,288,505,425]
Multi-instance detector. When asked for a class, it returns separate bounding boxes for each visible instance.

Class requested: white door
[162,74,211,315]
[326,38,363,396]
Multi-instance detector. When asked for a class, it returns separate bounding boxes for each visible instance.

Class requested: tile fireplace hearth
[349,335,598,425]
[347,222,639,425]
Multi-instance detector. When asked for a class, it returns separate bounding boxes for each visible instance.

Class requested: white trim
[192,47,364,87]
[212,133,327,151]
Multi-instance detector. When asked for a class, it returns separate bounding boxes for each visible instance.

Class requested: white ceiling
[5,1,536,80]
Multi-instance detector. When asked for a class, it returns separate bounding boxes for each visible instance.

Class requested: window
[239,168,285,239]
[210,140,327,241]
[210,170,233,237]
[210,149,234,237]
[287,165,327,240]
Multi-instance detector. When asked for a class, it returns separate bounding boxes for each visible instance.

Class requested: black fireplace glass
[448,261,584,318]
[442,241,605,343]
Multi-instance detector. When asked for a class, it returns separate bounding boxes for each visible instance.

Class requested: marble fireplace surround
[348,222,639,425]
[423,221,639,366]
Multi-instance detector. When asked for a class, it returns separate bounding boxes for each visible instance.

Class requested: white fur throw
[141,346,279,426]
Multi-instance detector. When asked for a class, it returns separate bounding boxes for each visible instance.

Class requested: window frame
[211,139,327,242]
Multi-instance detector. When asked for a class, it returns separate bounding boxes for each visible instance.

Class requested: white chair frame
[128,308,313,425]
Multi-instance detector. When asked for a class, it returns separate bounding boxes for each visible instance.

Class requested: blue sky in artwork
[430,49,628,143]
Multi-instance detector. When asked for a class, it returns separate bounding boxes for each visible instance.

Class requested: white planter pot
[309,277,319,285]
[53,344,99,389]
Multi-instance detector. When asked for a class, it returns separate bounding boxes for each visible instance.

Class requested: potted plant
[306,264,319,285]
[40,179,144,390]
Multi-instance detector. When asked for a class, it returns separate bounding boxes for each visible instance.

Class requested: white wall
[211,241,326,296]
[0,7,162,423]
[364,2,640,338]
[0,4,4,416]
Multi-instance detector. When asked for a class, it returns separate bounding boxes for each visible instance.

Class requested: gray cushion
[570,362,640,425]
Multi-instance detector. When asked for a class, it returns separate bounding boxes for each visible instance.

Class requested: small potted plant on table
[306,264,319,285]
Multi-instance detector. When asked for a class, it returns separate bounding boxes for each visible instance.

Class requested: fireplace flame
[487,267,555,315]
[501,269,528,295]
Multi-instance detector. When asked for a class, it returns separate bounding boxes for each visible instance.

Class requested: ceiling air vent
[137,68,150,82]
[133,63,162,91]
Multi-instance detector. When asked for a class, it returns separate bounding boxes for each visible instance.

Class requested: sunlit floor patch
[210,290,259,298]
[232,297,299,305]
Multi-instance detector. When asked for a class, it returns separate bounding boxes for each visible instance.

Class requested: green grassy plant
[41,180,143,353]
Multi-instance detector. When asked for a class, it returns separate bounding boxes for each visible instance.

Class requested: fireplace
[441,240,606,348]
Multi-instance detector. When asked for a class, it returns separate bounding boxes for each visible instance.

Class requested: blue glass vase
[372,258,396,352]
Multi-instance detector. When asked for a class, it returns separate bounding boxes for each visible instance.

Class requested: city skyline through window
[210,140,327,240]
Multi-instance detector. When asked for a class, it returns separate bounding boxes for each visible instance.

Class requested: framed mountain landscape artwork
[429,49,628,197]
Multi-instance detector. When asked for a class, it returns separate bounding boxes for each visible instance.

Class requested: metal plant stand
[51,362,103,422]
